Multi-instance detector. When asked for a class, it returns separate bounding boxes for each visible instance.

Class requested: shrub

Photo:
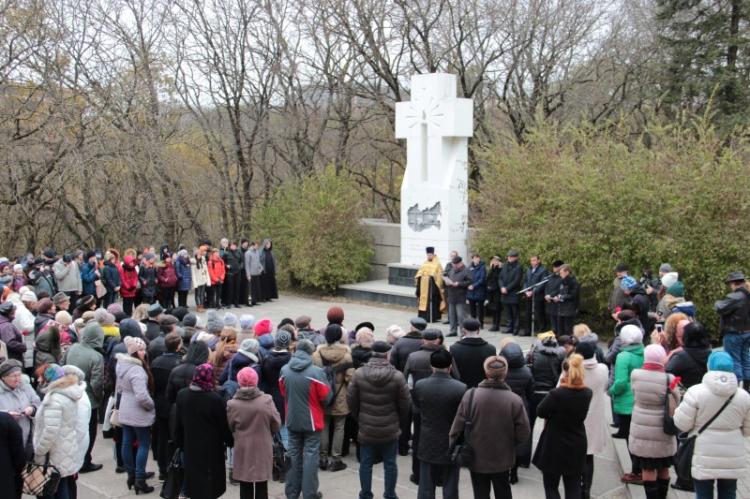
[472,118,750,337]
[253,167,374,292]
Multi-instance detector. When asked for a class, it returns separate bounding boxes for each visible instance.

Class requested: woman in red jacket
[207,249,226,309]
[119,255,140,316]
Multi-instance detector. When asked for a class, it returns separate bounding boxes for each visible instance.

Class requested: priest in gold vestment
[414,247,444,322]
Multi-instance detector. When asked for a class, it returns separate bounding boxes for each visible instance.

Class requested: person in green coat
[609,324,644,483]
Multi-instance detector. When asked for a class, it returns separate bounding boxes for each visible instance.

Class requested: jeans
[207,283,222,308]
[469,470,512,499]
[285,430,321,499]
[123,297,135,316]
[723,331,750,381]
[122,425,151,478]
[448,302,466,335]
[543,472,581,499]
[159,287,175,309]
[418,462,459,499]
[320,415,346,459]
[694,478,737,499]
[359,440,399,499]
[194,285,206,307]
[240,480,268,499]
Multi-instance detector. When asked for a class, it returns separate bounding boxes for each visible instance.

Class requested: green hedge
[472,119,750,337]
[253,167,373,292]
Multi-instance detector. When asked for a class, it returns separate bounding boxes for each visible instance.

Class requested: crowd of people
[1,243,750,499]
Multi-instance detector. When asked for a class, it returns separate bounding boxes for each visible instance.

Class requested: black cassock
[416,275,442,323]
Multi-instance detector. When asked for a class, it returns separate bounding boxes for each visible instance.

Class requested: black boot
[657,478,670,499]
[134,477,155,495]
[509,466,518,484]
[643,480,659,499]
[127,473,135,490]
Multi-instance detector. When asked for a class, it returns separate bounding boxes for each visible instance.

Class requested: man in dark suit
[499,250,522,335]
[412,350,467,499]
[450,318,497,388]
[522,255,550,336]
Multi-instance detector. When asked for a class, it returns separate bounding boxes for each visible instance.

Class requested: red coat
[157,263,178,288]
[119,257,139,298]
[208,256,225,285]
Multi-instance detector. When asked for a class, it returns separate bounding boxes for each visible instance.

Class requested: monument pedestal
[387,263,420,286]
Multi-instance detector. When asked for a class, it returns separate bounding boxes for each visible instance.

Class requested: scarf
[191,362,215,391]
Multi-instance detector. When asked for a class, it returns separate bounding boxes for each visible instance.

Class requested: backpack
[321,357,353,407]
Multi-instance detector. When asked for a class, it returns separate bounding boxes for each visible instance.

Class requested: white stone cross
[395,73,473,266]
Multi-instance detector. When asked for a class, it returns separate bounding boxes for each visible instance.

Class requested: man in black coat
[499,250,522,335]
[449,318,496,388]
[389,317,426,455]
[403,329,461,484]
[445,257,472,337]
[544,260,564,335]
[222,241,243,308]
[143,303,163,342]
[522,255,549,336]
[714,271,750,387]
[413,350,467,499]
[150,332,183,480]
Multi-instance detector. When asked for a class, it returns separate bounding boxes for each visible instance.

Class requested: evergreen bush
[254,167,374,292]
[473,118,750,337]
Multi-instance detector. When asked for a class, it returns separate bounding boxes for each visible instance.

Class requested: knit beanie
[708,352,734,373]
[43,364,65,384]
[296,339,315,355]
[659,263,673,273]
[223,312,239,329]
[0,359,22,378]
[237,367,259,388]
[182,313,198,328]
[124,336,147,355]
[106,302,125,318]
[239,338,260,358]
[239,314,255,330]
[644,344,667,365]
[356,328,375,348]
[81,310,96,324]
[619,275,638,291]
[206,311,223,335]
[94,308,116,326]
[274,330,292,350]
[575,341,596,360]
[666,281,685,298]
[661,272,679,289]
[325,324,343,344]
[55,311,72,326]
[326,306,345,325]
[254,319,273,336]
[483,355,508,381]
[619,324,643,345]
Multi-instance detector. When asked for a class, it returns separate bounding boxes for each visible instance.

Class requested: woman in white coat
[34,364,88,499]
[674,351,750,499]
[575,341,609,499]
[62,364,92,472]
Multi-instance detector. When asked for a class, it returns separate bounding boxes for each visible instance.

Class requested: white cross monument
[395,73,473,266]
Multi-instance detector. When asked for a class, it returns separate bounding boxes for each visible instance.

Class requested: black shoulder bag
[674,392,735,480]
[450,388,476,467]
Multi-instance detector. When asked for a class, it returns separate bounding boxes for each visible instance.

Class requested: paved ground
[34,292,633,498]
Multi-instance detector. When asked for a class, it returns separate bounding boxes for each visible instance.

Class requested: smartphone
[655,323,664,333]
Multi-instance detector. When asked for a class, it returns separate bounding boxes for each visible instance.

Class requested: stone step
[338,279,417,308]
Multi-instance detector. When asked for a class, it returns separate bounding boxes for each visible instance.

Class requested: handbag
[22,454,61,496]
[109,393,121,428]
[674,392,735,480]
[450,388,476,467]
[160,448,184,499]
[663,375,681,436]
[95,279,107,299]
